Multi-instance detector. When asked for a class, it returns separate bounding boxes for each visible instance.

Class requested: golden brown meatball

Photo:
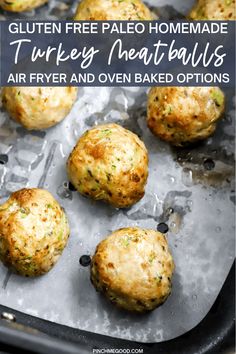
[2,87,78,131]
[0,188,70,277]
[67,123,148,208]
[74,0,154,20]
[189,0,236,20]
[147,86,225,147]
[91,227,174,312]
[0,0,48,12]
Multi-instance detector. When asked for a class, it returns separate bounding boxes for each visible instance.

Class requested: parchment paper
[0,0,235,343]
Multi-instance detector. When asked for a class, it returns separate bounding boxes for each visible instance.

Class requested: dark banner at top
[0,20,235,87]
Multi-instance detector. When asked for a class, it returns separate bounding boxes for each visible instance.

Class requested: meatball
[147,86,225,146]
[91,227,174,312]
[189,0,235,20]
[0,0,48,12]
[2,87,78,130]
[74,0,154,20]
[0,188,70,276]
[67,123,148,208]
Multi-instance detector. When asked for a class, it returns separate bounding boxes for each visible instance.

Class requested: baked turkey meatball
[67,123,148,208]
[91,227,174,312]
[2,87,78,130]
[0,0,48,12]
[147,86,225,146]
[189,0,236,20]
[74,0,154,20]
[0,188,70,277]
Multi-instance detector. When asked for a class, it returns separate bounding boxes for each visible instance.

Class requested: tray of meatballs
[0,0,235,344]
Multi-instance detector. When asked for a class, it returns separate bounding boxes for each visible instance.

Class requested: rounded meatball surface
[91,227,174,312]
[2,87,78,130]
[147,86,225,146]
[189,0,235,20]
[0,188,70,276]
[67,123,148,208]
[74,0,154,20]
[0,0,48,12]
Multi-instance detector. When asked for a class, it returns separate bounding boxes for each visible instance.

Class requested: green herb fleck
[19,207,30,218]
[58,229,64,241]
[154,274,163,283]
[99,129,112,137]
[211,90,224,107]
[148,252,156,264]
[121,235,132,247]
[163,104,172,115]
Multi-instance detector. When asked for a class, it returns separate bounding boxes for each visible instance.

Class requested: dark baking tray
[0,261,234,354]
[0,0,235,352]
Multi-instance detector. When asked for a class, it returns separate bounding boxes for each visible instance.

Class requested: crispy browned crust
[188,0,236,20]
[0,188,70,276]
[0,0,48,12]
[91,227,174,312]
[74,0,154,20]
[147,86,225,147]
[2,87,78,130]
[67,123,149,208]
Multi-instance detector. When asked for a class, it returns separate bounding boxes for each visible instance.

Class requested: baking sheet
[0,0,235,343]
